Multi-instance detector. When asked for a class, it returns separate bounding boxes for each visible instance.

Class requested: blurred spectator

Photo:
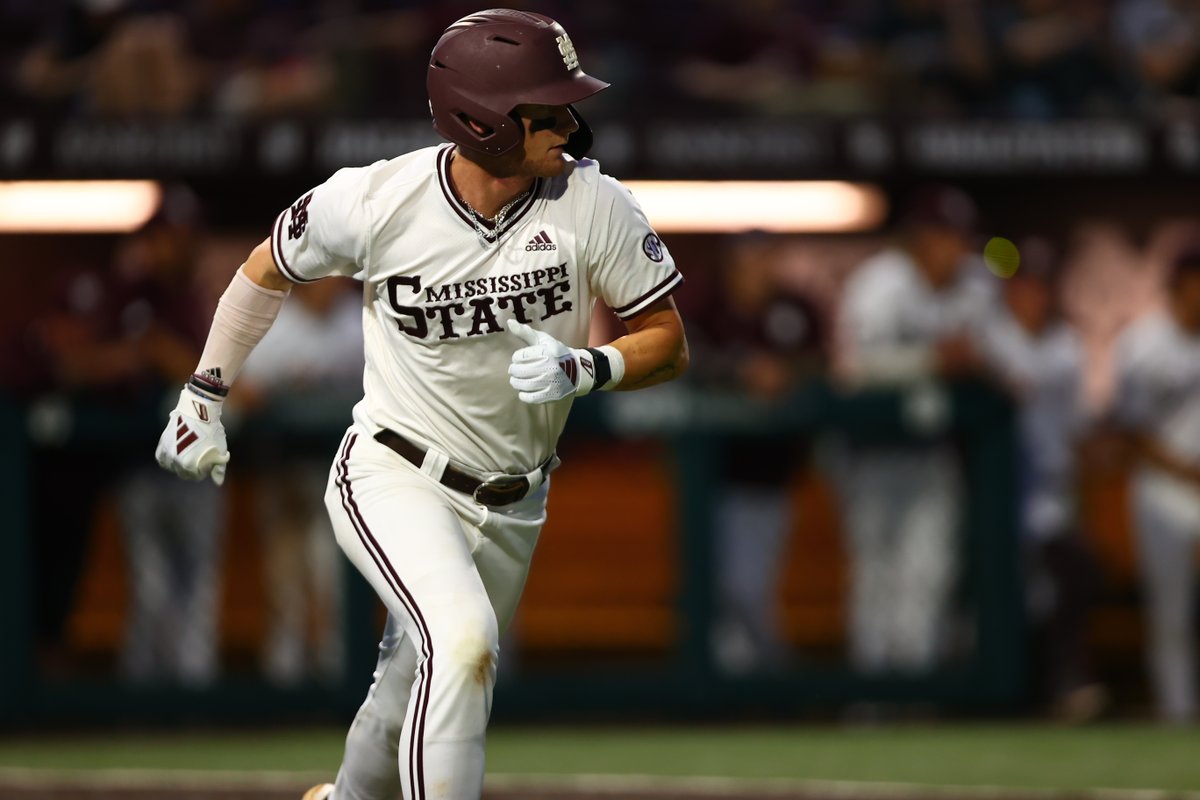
[192,3,334,119]
[1112,243,1200,723]
[236,278,363,686]
[689,235,826,675]
[308,4,435,118]
[834,185,996,675]
[33,186,226,685]
[1113,0,1200,118]
[18,0,200,117]
[992,0,1124,119]
[981,237,1106,722]
[861,0,994,117]
[7,0,1200,120]
[669,0,871,117]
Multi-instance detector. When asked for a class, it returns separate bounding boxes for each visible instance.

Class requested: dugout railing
[0,378,1022,726]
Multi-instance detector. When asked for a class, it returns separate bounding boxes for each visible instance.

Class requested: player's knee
[434,603,499,687]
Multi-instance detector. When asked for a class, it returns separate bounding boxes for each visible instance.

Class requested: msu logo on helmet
[555,34,579,70]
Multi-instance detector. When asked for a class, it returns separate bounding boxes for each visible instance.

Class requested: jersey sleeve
[584,174,683,321]
[270,166,372,283]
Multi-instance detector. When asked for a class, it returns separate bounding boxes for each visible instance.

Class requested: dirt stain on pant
[474,649,494,685]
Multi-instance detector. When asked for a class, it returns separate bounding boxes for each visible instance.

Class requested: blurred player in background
[153,9,687,800]
[1113,244,1200,724]
[38,187,225,685]
[237,279,364,686]
[835,185,995,676]
[982,238,1105,722]
[691,234,826,675]
[115,195,227,687]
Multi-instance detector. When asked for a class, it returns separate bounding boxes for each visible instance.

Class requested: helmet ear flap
[563,104,593,160]
[429,67,524,156]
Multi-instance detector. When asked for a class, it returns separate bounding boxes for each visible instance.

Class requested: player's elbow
[671,333,690,379]
[655,307,689,380]
[242,238,293,292]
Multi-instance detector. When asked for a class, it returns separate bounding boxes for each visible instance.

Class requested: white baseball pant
[323,426,546,800]
[1132,472,1199,723]
[841,449,961,673]
[712,486,792,673]
[118,465,224,686]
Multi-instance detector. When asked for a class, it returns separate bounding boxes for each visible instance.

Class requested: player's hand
[155,385,230,486]
[936,333,983,376]
[506,319,597,404]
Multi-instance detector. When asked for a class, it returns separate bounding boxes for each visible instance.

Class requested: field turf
[1,724,1198,796]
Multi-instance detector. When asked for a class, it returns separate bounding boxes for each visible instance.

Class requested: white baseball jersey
[269,144,682,475]
[983,312,1085,539]
[838,247,996,382]
[1114,309,1200,531]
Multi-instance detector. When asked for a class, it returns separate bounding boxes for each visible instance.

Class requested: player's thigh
[1133,505,1197,617]
[325,432,495,650]
[840,456,904,551]
[472,483,548,634]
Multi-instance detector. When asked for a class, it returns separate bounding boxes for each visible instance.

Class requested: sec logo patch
[642,233,664,262]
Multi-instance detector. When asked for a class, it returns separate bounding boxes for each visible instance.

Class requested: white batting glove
[506,319,602,404]
[155,384,230,486]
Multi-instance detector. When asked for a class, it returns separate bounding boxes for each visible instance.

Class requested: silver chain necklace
[462,190,529,247]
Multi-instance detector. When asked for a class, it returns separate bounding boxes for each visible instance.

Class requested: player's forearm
[1136,434,1200,487]
[190,239,291,392]
[842,344,934,385]
[608,305,689,391]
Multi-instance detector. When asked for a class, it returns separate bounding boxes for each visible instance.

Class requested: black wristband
[189,369,229,398]
[585,347,612,390]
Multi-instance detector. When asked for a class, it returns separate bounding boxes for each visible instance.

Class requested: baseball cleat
[301,784,334,800]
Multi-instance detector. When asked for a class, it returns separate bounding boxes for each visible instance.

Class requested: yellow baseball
[984,237,1020,279]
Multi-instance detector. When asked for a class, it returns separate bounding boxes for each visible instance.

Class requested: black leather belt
[374,429,542,507]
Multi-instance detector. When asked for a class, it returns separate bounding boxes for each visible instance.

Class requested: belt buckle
[473,474,529,507]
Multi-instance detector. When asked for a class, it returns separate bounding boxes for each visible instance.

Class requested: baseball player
[980,239,1104,720]
[835,185,995,675]
[691,236,827,675]
[1113,245,1200,723]
[153,10,688,800]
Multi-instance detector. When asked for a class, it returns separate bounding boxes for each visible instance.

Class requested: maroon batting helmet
[427,9,609,157]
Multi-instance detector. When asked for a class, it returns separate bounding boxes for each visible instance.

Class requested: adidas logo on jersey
[525,231,557,252]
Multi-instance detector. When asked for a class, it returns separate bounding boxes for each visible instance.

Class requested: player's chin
[533,148,570,177]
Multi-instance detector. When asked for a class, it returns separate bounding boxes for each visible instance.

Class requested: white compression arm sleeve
[194,266,290,385]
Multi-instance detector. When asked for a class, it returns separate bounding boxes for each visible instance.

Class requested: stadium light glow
[0,181,162,233]
[624,181,886,233]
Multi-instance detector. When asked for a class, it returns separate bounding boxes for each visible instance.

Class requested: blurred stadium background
[3,0,1200,797]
